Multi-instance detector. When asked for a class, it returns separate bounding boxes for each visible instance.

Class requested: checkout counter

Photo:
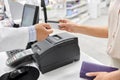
[0,29,103,80]
[0,50,102,80]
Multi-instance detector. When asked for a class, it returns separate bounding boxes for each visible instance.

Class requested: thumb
[47,29,53,34]
[58,23,68,28]
[86,72,99,77]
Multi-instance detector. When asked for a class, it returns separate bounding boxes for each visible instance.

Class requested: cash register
[32,33,80,73]
[6,32,80,73]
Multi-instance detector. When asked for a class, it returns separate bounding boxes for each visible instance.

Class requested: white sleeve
[0,27,29,52]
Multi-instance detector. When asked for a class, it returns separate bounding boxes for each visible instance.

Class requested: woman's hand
[86,70,120,80]
[58,19,79,33]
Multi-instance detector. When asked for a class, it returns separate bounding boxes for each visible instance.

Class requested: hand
[35,23,53,41]
[86,70,120,80]
[58,19,79,33]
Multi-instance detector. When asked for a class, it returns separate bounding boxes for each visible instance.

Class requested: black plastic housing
[32,33,80,73]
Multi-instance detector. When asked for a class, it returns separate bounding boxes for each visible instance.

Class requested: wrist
[116,70,120,80]
[74,24,82,33]
[110,70,120,80]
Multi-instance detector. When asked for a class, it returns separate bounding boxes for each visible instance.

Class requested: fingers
[58,23,67,28]
[47,29,53,34]
[59,23,66,26]
[41,23,53,34]
[59,19,66,23]
[35,23,53,41]
[41,23,52,29]
[59,19,70,23]
[86,72,99,77]
[58,23,67,30]
[42,23,53,34]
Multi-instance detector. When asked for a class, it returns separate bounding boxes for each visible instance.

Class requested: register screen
[21,5,36,27]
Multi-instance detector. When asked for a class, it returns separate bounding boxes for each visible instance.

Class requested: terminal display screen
[21,4,39,27]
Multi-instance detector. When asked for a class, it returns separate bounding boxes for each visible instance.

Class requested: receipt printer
[32,33,80,73]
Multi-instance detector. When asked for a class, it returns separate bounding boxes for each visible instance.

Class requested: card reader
[32,33,80,73]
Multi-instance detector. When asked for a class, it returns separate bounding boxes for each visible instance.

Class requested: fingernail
[86,73,90,76]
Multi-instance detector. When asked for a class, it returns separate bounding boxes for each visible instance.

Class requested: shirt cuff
[28,26,37,42]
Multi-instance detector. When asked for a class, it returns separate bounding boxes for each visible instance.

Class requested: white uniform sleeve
[0,27,29,52]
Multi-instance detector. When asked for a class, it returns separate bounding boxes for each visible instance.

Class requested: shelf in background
[66,5,88,18]
[66,0,89,24]
[71,15,89,24]
[67,1,87,9]
[66,11,81,18]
